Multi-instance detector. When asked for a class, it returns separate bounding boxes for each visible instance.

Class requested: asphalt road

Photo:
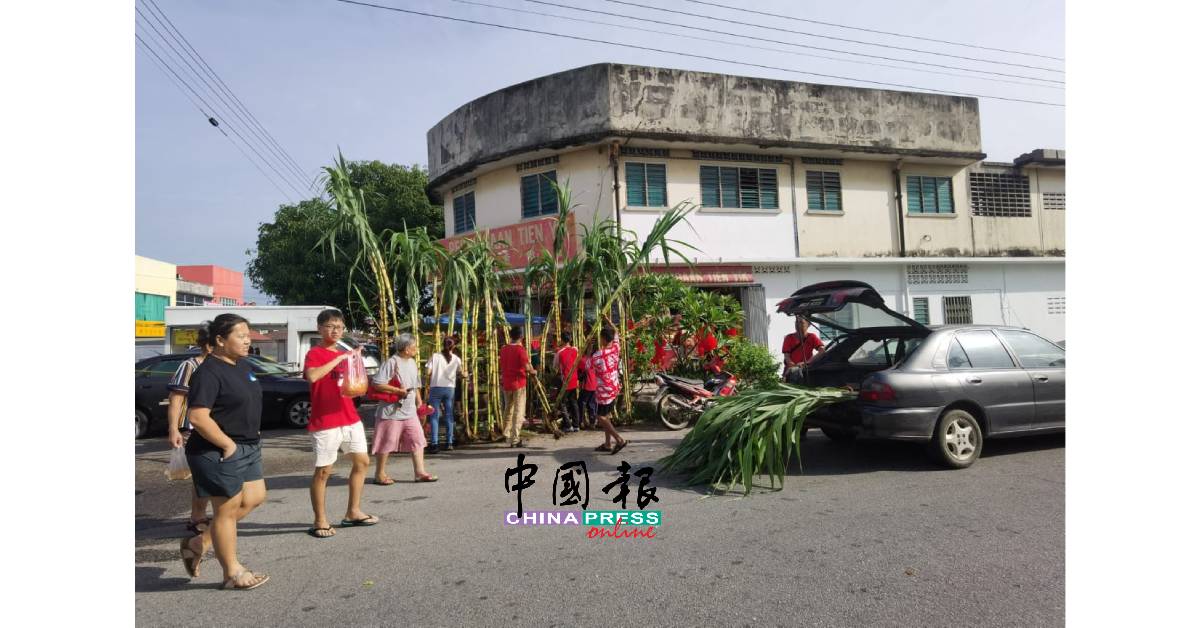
[134,408,1064,627]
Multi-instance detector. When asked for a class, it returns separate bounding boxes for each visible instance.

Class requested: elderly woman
[370,333,438,484]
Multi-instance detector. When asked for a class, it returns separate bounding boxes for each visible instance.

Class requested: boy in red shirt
[303,310,377,538]
[782,316,825,384]
[499,326,536,447]
[552,331,581,432]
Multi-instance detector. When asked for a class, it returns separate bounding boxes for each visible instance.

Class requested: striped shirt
[168,356,203,430]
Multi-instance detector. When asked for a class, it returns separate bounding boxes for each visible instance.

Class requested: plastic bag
[340,350,369,398]
[165,446,191,481]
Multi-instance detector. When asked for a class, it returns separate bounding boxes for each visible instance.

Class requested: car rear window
[954,331,1015,369]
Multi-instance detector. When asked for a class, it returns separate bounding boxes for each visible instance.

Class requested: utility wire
[136,34,296,202]
[448,0,1060,90]
[141,0,315,190]
[523,0,1062,84]
[135,14,308,198]
[333,0,1064,106]
[603,0,1062,71]
[681,0,1064,61]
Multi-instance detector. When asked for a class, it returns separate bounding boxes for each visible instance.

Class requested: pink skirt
[371,418,427,455]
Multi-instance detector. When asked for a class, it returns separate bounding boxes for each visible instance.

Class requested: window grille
[944,296,973,324]
[1043,192,1065,211]
[969,172,1031,217]
[805,171,842,212]
[691,151,783,164]
[1047,296,1065,315]
[515,155,559,172]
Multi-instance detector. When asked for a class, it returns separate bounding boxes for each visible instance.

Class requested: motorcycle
[653,362,739,430]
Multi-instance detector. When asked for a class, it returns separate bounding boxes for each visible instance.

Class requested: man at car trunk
[782,316,825,384]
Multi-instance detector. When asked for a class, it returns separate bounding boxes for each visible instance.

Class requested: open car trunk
[777,281,932,428]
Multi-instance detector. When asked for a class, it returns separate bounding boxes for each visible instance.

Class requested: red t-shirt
[304,346,361,432]
[499,343,529,391]
[581,359,598,391]
[557,346,579,390]
[782,332,824,366]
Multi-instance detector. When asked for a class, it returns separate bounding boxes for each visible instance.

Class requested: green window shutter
[738,168,760,208]
[935,177,953,213]
[719,167,739,208]
[646,163,667,206]
[700,166,720,207]
[520,174,539,218]
[759,168,778,208]
[465,192,475,231]
[823,172,841,211]
[539,171,558,216]
[806,171,823,210]
[454,192,475,234]
[921,177,937,213]
[913,297,930,325]
[906,176,922,212]
[625,163,647,206]
[135,292,168,322]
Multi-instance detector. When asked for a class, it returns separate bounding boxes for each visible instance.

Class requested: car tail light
[859,381,896,402]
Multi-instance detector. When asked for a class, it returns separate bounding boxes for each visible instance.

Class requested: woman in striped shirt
[167,326,213,538]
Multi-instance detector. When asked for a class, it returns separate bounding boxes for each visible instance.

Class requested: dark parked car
[778,280,1065,468]
[134,353,312,438]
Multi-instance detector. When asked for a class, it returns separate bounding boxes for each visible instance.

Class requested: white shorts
[311,422,368,467]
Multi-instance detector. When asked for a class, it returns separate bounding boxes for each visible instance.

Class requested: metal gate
[741,284,769,346]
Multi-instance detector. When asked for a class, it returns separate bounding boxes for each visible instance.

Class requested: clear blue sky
[135,0,1064,303]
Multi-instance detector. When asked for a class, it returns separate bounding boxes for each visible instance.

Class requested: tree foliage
[246,160,441,324]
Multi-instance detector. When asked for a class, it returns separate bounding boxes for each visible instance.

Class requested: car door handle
[966,376,983,384]
[1033,375,1050,382]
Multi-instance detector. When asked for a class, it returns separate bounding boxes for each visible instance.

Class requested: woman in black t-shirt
[179,314,270,590]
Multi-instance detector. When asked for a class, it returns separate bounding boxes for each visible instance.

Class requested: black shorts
[187,442,264,498]
[597,402,615,417]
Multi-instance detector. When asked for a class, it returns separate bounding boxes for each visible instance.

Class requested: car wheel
[930,408,983,468]
[820,426,857,443]
[657,393,693,430]
[136,408,149,439]
[284,396,312,429]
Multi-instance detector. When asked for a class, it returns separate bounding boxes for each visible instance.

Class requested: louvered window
[912,297,930,324]
[806,171,842,212]
[907,175,954,214]
[520,171,558,218]
[969,172,1031,217]
[700,165,779,209]
[453,192,475,234]
[625,162,667,207]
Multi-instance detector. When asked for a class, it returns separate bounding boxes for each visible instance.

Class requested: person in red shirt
[552,331,581,432]
[302,310,377,539]
[578,338,599,429]
[782,316,825,384]
[499,326,536,447]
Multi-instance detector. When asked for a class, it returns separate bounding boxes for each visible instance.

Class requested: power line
[136,34,296,202]
[448,0,1060,90]
[681,0,1064,61]
[603,0,1063,71]
[522,0,1063,84]
[135,14,309,199]
[140,0,315,191]
[333,0,1063,106]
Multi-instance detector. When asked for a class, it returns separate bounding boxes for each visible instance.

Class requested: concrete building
[135,255,176,344]
[177,264,245,306]
[426,63,1066,354]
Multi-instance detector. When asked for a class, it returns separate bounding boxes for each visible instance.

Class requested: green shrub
[725,338,781,389]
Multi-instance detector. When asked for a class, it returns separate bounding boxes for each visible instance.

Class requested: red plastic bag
[340,350,369,398]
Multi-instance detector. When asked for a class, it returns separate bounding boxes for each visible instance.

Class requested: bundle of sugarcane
[659,385,856,495]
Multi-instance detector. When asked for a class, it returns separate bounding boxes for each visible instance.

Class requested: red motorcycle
[653,355,738,430]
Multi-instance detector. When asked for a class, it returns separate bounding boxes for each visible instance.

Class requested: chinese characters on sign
[503,456,662,539]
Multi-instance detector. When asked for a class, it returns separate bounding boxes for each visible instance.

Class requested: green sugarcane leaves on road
[659,385,856,495]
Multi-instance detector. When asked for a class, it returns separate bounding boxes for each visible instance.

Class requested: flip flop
[373,478,396,486]
[594,444,612,452]
[610,440,629,455]
[179,537,202,578]
[341,515,380,527]
[415,473,439,482]
[307,526,336,538]
[222,569,270,591]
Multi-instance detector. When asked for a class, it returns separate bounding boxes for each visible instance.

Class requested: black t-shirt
[185,357,263,454]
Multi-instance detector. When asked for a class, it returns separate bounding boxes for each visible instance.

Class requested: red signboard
[441,213,577,270]
[648,264,755,285]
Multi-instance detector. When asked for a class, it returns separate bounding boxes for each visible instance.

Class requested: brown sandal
[179,537,202,578]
